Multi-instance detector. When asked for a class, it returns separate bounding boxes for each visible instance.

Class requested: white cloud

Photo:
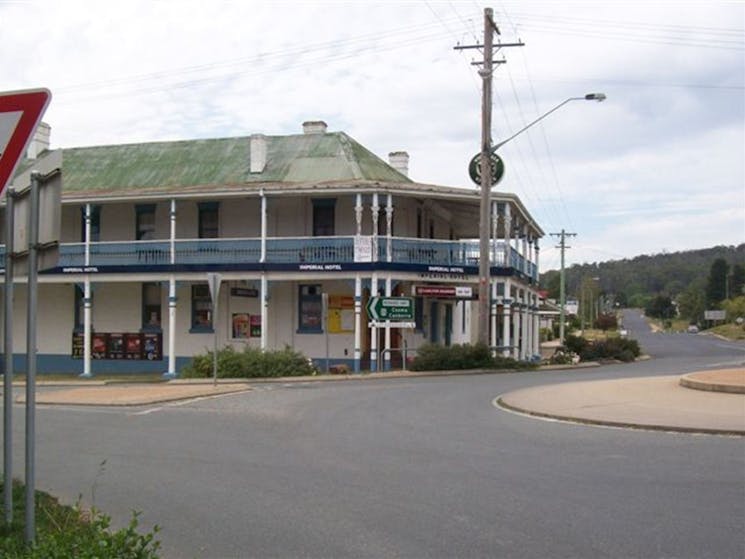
[2,0,743,268]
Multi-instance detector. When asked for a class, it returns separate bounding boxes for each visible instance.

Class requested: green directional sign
[366,296,415,321]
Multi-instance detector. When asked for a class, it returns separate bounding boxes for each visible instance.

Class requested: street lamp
[476,93,606,346]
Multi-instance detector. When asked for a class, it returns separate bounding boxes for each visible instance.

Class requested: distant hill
[541,244,745,305]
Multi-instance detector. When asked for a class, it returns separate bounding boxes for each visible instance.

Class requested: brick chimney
[388,151,409,177]
[250,134,267,173]
[26,122,51,159]
[302,120,327,134]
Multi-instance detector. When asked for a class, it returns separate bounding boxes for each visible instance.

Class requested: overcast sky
[3,0,743,271]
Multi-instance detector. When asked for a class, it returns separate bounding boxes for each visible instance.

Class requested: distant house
[2,120,544,375]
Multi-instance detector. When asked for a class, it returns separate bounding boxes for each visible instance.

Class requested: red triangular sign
[0,88,51,196]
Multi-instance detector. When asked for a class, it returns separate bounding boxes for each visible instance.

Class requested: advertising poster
[327,294,355,333]
[143,333,161,361]
[250,315,262,337]
[71,332,163,361]
[92,334,107,359]
[71,333,84,359]
[125,334,142,359]
[108,333,125,359]
[232,313,250,339]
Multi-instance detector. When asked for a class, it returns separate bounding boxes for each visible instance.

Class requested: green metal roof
[48,131,410,195]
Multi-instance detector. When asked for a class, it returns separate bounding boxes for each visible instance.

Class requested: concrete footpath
[11,366,745,435]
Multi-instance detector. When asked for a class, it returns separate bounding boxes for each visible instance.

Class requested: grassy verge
[0,479,160,558]
[707,323,745,341]
[645,317,689,333]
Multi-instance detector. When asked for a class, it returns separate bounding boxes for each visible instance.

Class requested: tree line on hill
[541,244,745,324]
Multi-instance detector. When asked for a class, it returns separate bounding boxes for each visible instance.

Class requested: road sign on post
[366,296,415,322]
[206,273,222,386]
[0,89,51,196]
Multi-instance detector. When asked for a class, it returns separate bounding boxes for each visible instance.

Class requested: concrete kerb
[680,369,745,394]
[495,395,745,437]
[12,363,602,407]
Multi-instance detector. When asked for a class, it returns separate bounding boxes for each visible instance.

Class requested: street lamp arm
[491,93,605,152]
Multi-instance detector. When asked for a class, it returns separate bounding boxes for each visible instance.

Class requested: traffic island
[679,368,745,394]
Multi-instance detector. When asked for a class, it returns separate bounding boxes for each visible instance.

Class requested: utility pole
[476,8,495,346]
[550,229,576,344]
[454,8,523,346]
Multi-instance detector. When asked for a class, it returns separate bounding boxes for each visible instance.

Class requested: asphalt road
[10,312,745,558]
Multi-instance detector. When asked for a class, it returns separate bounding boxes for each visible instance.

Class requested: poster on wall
[125,334,142,359]
[72,332,162,360]
[327,295,355,333]
[71,333,84,358]
[92,334,107,359]
[142,333,162,360]
[232,313,250,339]
[108,333,125,359]
[250,315,262,337]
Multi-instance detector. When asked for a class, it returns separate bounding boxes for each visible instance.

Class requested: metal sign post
[3,187,14,527]
[24,172,41,543]
[322,293,330,373]
[207,273,222,386]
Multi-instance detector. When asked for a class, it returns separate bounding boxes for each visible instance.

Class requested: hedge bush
[562,334,640,363]
[181,345,319,378]
[408,343,535,372]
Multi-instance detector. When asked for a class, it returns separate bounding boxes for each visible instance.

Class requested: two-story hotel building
[2,120,543,375]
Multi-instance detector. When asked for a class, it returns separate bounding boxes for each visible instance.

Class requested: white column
[502,280,511,357]
[354,195,363,373]
[386,194,393,262]
[534,240,540,283]
[165,199,177,378]
[525,289,533,359]
[514,291,522,360]
[491,200,499,263]
[384,194,393,370]
[503,205,512,268]
[355,194,363,236]
[533,293,541,356]
[354,274,362,373]
[490,279,498,353]
[81,204,92,378]
[521,291,530,360]
[260,274,268,350]
[370,194,379,372]
[370,272,378,372]
[260,189,267,263]
[384,275,392,370]
[371,193,379,257]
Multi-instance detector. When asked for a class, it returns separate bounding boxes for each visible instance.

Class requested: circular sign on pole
[468,152,505,187]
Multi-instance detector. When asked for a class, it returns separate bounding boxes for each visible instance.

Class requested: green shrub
[569,335,641,362]
[409,343,534,372]
[181,345,318,378]
[540,327,553,342]
[563,334,588,356]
